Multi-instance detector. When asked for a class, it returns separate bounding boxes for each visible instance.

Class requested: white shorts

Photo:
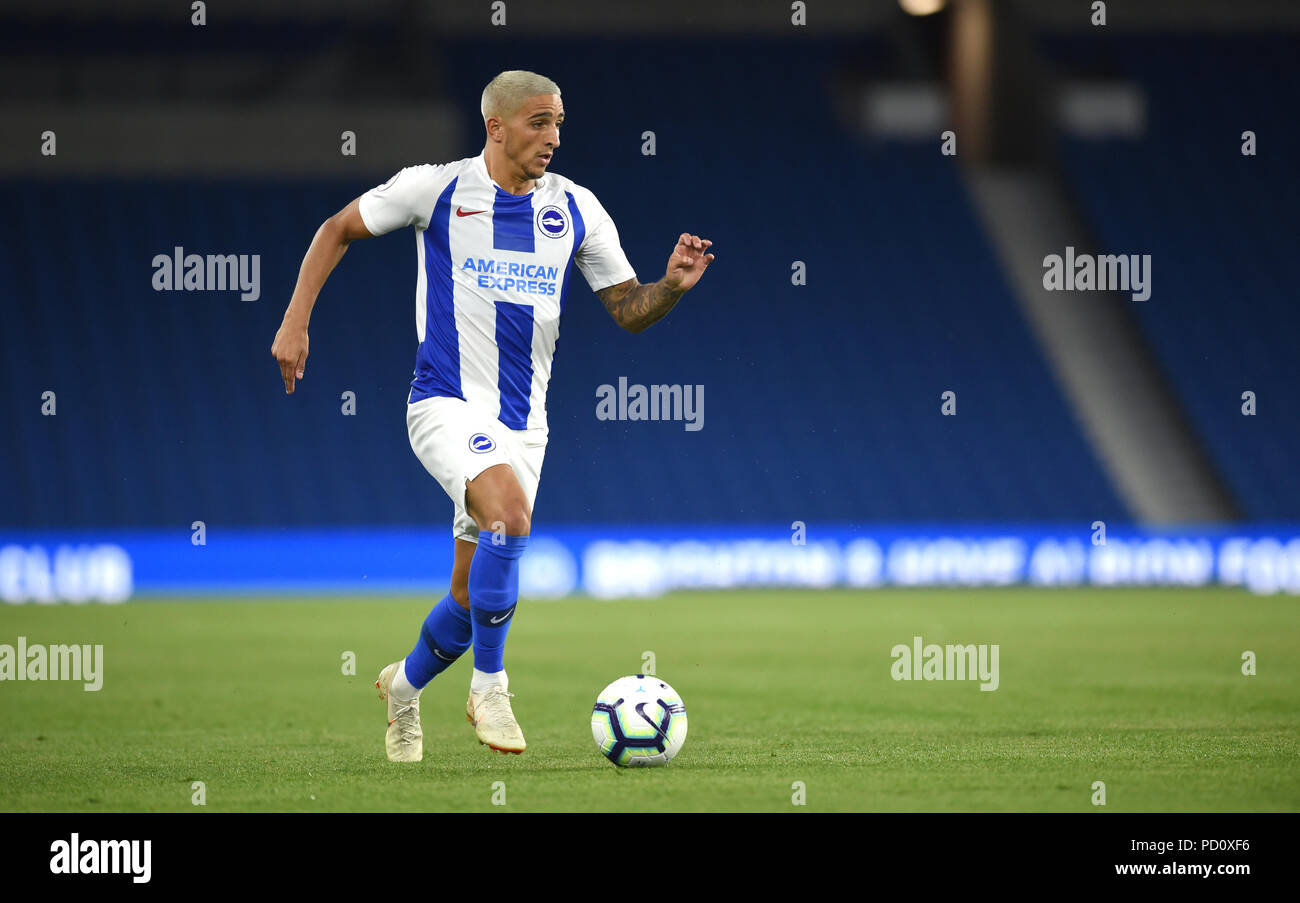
[406,396,548,543]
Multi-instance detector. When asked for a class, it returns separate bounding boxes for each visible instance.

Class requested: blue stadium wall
[2,35,1297,600]
[0,37,1129,531]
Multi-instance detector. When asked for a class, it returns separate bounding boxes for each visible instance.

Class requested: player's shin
[467,535,529,679]
[399,593,472,696]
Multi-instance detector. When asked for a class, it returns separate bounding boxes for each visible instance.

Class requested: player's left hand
[664,233,715,293]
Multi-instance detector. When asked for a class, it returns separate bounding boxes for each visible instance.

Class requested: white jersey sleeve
[358,164,449,235]
[573,189,637,292]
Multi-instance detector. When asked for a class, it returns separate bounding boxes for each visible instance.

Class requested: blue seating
[0,36,1134,527]
[1054,33,1300,520]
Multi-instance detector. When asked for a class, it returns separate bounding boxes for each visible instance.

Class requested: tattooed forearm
[596,278,684,333]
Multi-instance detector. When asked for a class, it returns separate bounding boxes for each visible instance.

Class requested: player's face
[505,95,563,182]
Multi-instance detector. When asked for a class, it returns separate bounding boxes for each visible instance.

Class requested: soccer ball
[590,675,688,767]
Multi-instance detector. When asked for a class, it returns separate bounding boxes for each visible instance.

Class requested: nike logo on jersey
[456,207,487,217]
[489,607,515,625]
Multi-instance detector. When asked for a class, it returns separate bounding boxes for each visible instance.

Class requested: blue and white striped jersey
[359,152,636,431]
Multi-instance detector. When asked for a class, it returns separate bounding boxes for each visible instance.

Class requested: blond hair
[481,70,561,122]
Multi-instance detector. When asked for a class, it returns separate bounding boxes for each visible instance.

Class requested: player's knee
[481,504,530,537]
[450,582,470,610]
[501,505,531,536]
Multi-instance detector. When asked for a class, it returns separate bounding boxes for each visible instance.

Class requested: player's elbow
[323,201,371,245]
[317,214,345,247]
[322,213,356,247]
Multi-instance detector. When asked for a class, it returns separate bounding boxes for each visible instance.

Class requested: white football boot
[467,679,526,754]
[376,661,422,763]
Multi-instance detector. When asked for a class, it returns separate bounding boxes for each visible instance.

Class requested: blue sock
[403,593,472,689]
[469,535,528,673]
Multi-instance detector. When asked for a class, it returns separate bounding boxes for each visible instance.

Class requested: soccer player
[270,71,714,761]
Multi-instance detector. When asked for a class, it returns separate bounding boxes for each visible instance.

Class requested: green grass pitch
[1,588,1297,812]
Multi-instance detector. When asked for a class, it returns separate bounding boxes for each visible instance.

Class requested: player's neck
[483,148,535,196]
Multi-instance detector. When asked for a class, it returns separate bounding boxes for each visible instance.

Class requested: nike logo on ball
[456,207,487,217]
[489,607,515,624]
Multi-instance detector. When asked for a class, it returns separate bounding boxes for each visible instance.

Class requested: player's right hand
[271,324,309,394]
